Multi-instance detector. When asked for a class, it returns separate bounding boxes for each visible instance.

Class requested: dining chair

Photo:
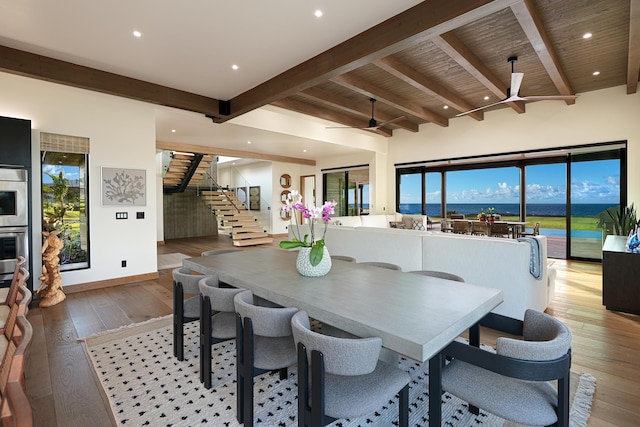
[198,276,245,389]
[441,309,572,426]
[0,285,31,359]
[330,255,356,262]
[521,222,540,237]
[452,220,470,234]
[234,290,298,427]
[291,310,410,427]
[357,261,402,271]
[489,221,510,238]
[173,267,210,361]
[408,270,465,282]
[471,221,489,236]
[201,248,242,257]
[0,315,33,427]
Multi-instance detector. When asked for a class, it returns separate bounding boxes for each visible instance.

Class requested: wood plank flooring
[25,235,640,426]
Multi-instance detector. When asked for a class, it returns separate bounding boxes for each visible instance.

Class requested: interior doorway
[300,175,316,223]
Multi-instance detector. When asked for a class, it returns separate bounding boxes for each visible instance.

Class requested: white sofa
[290,223,554,321]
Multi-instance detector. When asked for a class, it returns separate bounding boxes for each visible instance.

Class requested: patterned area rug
[81,317,595,427]
[157,253,190,270]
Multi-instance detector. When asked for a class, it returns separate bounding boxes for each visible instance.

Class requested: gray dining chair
[172,267,210,361]
[201,248,242,257]
[198,276,245,389]
[292,310,410,427]
[234,290,298,427]
[357,261,402,271]
[330,255,356,262]
[409,270,465,282]
[441,309,572,426]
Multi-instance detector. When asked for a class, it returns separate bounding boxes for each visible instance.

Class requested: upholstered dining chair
[330,255,356,262]
[234,290,298,427]
[173,267,211,361]
[201,248,242,257]
[198,276,245,389]
[409,270,465,282]
[440,309,572,427]
[357,261,402,271]
[291,310,410,427]
[0,285,31,359]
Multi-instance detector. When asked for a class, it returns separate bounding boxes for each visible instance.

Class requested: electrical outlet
[121,260,127,268]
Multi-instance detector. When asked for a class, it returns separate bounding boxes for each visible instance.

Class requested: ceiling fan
[457,56,578,117]
[327,98,404,131]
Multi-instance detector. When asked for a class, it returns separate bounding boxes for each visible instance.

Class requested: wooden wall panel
[163,190,218,239]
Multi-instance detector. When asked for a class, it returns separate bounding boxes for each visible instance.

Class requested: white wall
[0,72,158,287]
[387,85,640,208]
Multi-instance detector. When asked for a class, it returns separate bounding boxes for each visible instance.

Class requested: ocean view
[395,203,616,217]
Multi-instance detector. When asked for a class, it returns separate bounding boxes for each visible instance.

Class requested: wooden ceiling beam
[373,56,484,121]
[510,0,576,103]
[0,45,221,116]
[271,98,393,137]
[628,0,640,94]
[432,32,525,114]
[298,87,418,132]
[333,74,449,127]
[156,140,316,166]
[221,0,522,122]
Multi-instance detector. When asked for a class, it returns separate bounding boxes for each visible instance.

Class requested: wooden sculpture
[37,230,66,307]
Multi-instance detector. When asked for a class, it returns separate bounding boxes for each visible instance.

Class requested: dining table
[183,248,503,426]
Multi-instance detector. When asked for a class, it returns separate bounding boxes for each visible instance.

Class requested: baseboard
[157,240,165,246]
[269,233,288,237]
[63,272,160,294]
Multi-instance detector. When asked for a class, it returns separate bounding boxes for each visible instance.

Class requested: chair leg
[173,281,184,361]
[243,317,255,427]
[298,343,310,427]
[236,313,245,424]
[557,373,570,427]
[200,295,213,388]
[397,384,408,427]
[310,350,325,427]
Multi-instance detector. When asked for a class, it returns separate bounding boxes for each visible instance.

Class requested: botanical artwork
[249,186,260,210]
[102,167,146,206]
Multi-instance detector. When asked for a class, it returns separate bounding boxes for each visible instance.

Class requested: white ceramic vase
[296,246,332,277]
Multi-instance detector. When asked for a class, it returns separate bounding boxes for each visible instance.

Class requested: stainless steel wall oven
[0,168,29,283]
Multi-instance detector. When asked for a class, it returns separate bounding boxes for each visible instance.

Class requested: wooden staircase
[200,190,273,247]
[162,152,215,191]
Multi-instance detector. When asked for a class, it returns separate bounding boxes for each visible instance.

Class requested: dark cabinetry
[0,116,31,167]
[602,235,640,315]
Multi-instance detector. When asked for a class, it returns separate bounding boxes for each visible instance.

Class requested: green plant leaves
[309,240,325,266]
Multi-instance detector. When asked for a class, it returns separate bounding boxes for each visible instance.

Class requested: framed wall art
[249,186,261,210]
[101,167,146,206]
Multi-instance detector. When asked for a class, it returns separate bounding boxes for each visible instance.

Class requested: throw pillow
[411,218,426,231]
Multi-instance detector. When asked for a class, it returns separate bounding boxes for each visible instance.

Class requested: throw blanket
[517,236,543,280]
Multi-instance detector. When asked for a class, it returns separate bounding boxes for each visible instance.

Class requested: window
[41,133,90,270]
[323,166,369,216]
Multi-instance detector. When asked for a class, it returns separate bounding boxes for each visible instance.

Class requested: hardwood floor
[25,235,640,426]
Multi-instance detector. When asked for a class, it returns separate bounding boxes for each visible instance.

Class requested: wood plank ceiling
[1,0,638,138]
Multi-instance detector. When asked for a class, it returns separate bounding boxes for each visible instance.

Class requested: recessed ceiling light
[484,96,490,101]
[303,149,307,153]
[247,140,252,144]
[231,64,239,71]
[314,10,323,18]
[133,30,142,38]
[592,71,600,76]
[171,129,176,133]
[583,32,593,39]
[443,105,449,110]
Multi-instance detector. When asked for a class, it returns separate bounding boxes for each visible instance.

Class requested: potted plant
[596,204,638,236]
[477,209,487,222]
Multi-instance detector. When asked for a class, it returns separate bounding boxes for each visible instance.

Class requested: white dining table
[183,248,503,426]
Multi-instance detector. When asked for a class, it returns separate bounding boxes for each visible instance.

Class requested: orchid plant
[279,190,337,266]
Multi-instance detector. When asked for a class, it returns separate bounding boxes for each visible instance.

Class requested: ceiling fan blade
[325,125,360,129]
[455,99,510,117]
[510,72,524,96]
[374,116,405,128]
[520,94,579,101]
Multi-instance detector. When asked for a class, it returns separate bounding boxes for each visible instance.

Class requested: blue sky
[42,165,80,184]
[400,160,620,205]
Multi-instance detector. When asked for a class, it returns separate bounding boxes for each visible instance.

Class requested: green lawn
[430,215,602,231]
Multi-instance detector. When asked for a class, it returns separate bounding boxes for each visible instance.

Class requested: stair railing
[202,171,242,214]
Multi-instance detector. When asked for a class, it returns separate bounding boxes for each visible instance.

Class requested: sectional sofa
[290,214,554,321]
